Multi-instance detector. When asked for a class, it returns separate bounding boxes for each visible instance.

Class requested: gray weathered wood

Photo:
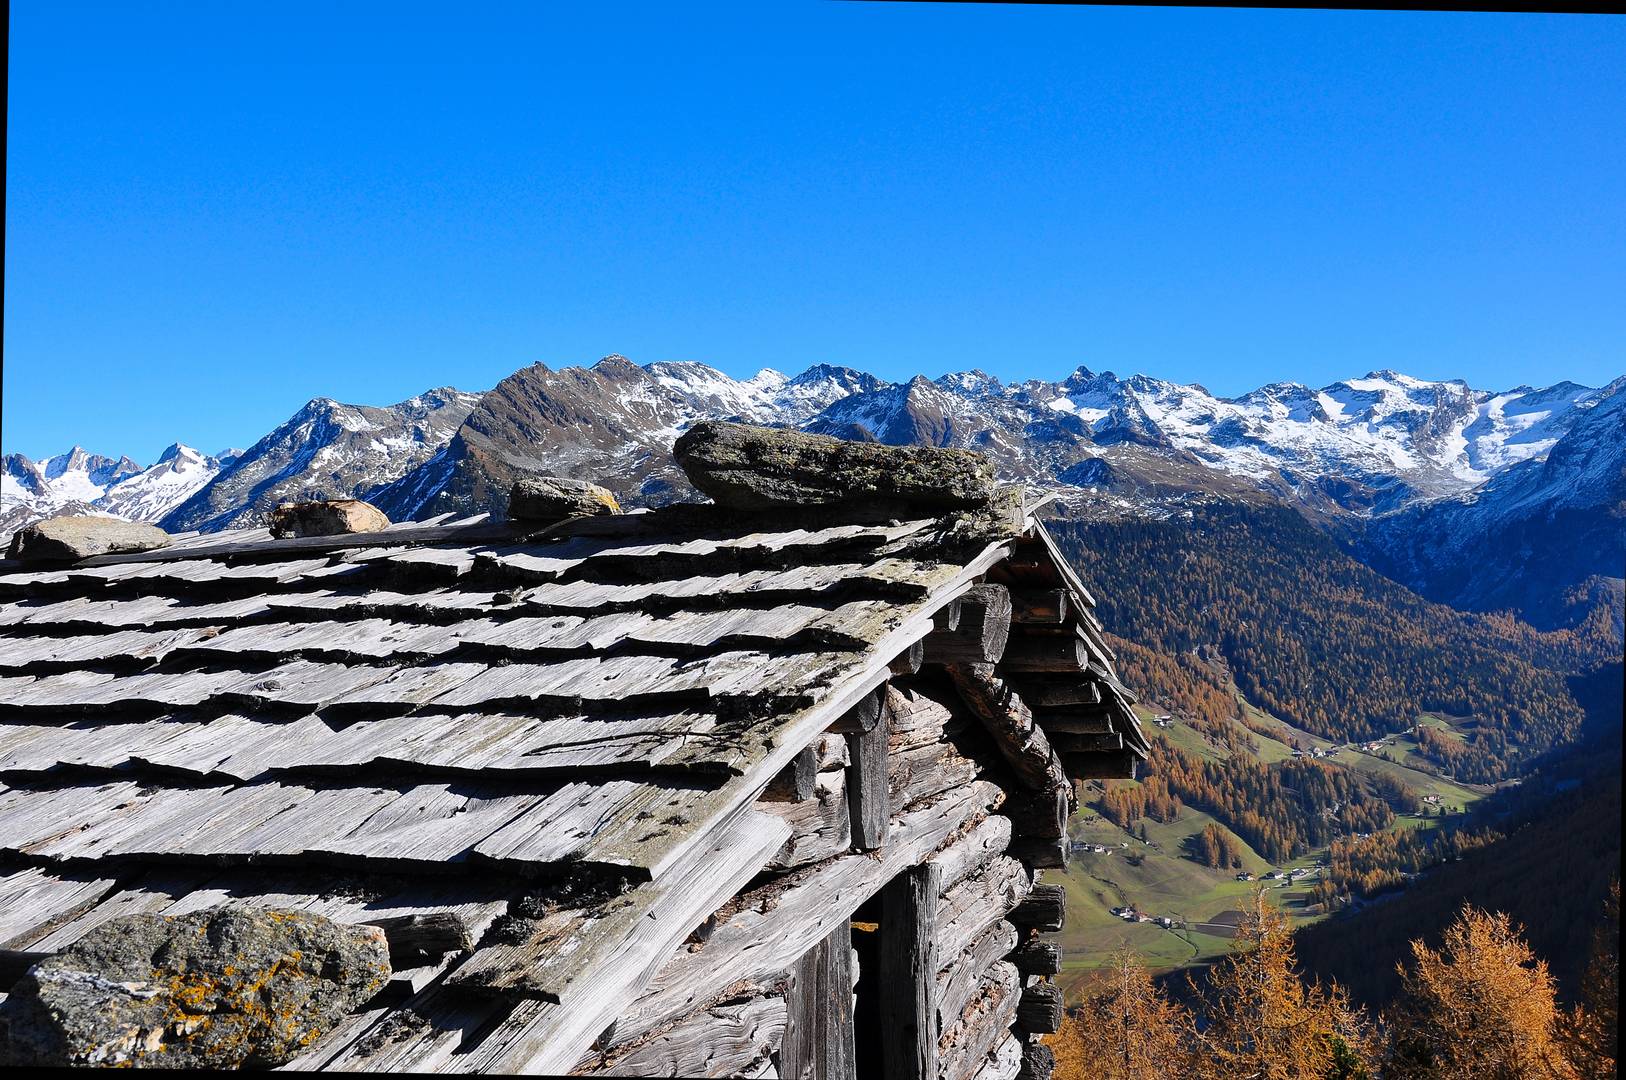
[1010,835,1069,869]
[923,584,1012,665]
[782,921,857,1080]
[999,633,1089,673]
[828,688,883,735]
[1010,676,1101,708]
[943,663,1069,796]
[757,770,851,872]
[363,912,472,966]
[1010,941,1061,977]
[1008,884,1065,933]
[1017,1038,1055,1080]
[889,638,925,676]
[598,994,787,1078]
[1015,982,1063,1034]
[844,696,890,851]
[613,780,1005,1050]
[763,746,820,802]
[936,919,1020,1034]
[1006,786,1069,841]
[940,961,1021,1080]
[879,861,943,1080]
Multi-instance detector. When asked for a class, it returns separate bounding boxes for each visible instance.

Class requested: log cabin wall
[576,670,1066,1080]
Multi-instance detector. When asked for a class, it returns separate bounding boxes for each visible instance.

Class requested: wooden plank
[845,697,890,851]
[940,962,1021,1080]
[598,994,788,1078]
[1009,676,1100,709]
[999,633,1088,673]
[935,856,1032,964]
[879,861,943,1080]
[0,868,118,950]
[782,922,857,1080]
[758,770,851,872]
[68,519,520,568]
[448,810,792,1076]
[925,813,1013,894]
[936,919,1020,1036]
[613,780,1006,1050]
[827,688,883,735]
[1065,750,1140,780]
[1051,731,1123,754]
[972,1034,1024,1080]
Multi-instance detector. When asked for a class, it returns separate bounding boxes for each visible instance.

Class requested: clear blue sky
[5,3,1623,463]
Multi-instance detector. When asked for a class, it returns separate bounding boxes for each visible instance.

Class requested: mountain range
[5,356,1621,633]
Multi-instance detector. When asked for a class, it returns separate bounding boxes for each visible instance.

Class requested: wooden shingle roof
[0,498,1135,1072]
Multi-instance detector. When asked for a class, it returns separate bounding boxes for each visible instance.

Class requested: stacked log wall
[576,672,1063,1080]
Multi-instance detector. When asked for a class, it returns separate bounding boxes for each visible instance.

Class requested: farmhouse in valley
[0,423,1145,1078]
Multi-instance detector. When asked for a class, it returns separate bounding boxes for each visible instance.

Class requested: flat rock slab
[0,905,390,1068]
[510,476,621,521]
[673,422,995,511]
[269,499,391,538]
[8,516,172,563]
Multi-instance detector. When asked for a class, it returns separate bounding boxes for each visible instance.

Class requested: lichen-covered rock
[267,498,391,538]
[0,906,390,1069]
[7,516,171,563]
[509,476,621,521]
[673,421,995,511]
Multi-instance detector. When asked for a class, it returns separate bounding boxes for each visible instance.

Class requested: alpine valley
[5,354,1621,1003]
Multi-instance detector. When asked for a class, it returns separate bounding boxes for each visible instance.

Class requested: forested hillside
[1051,502,1615,782]
[1294,663,1623,1009]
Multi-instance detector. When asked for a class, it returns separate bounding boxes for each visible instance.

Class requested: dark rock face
[268,498,391,538]
[0,906,390,1069]
[673,421,995,511]
[7,515,171,562]
[509,476,621,521]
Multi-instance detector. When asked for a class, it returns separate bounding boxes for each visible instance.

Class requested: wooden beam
[999,633,1089,673]
[1006,786,1069,841]
[1010,941,1062,977]
[1016,982,1064,1035]
[1008,883,1065,933]
[782,922,857,1080]
[1065,750,1139,780]
[764,746,820,802]
[1008,588,1067,625]
[1010,836,1068,870]
[1052,731,1123,755]
[1018,1039,1056,1080]
[932,597,964,632]
[1035,709,1114,735]
[829,688,883,735]
[879,862,943,1080]
[889,639,925,677]
[923,584,1012,665]
[1008,676,1100,709]
[942,663,1069,796]
[845,695,890,850]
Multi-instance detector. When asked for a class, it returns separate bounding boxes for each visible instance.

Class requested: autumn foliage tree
[1193,888,1377,1080]
[1387,907,1576,1079]
[1050,948,1198,1080]
[1556,880,1618,1078]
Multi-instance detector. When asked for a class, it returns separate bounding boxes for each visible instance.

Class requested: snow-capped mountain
[1,445,234,540]
[6,356,1618,635]
[1359,376,1626,628]
[160,388,481,533]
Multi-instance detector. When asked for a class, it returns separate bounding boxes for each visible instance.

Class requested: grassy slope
[1050,702,1485,1001]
